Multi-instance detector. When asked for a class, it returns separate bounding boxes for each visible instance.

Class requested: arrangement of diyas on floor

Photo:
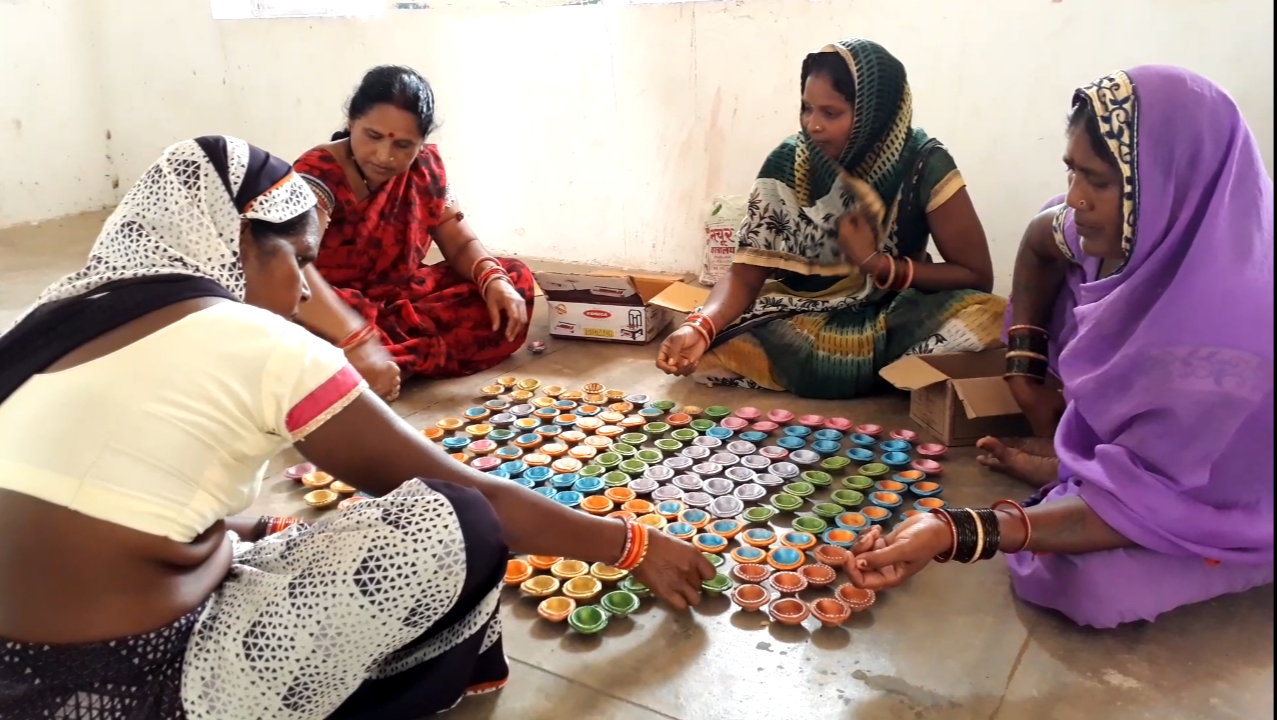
[293,66,536,401]
[851,66,1274,629]
[358,384,952,631]
[0,138,710,719]
[657,38,1006,399]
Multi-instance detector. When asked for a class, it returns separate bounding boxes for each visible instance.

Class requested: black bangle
[973,508,1002,561]
[1007,331,1049,355]
[252,516,271,540]
[1005,355,1050,380]
[946,509,981,564]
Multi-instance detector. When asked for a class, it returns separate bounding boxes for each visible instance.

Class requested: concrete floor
[2,212,1272,720]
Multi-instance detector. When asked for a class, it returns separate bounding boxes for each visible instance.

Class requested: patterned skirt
[0,480,509,720]
[695,288,1007,399]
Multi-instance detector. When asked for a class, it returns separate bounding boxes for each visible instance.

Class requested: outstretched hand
[845,516,953,591]
[631,530,717,611]
[484,280,529,344]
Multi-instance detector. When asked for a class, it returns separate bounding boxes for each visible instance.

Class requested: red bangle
[929,508,958,563]
[897,257,915,291]
[337,324,377,350]
[616,519,649,570]
[874,256,898,290]
[684,321,712,348]
[686,313,718,339]
[470,256,500,283]
[992,500,1032,554]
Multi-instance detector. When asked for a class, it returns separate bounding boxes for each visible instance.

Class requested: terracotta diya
[813,544,850,568]
[810,598,851,627]
[537,596,575,623]
[504,558,534,585]
[768,598,810,626]
[835,583,877,612]
[798,563,837,588]
[731,584,770,612]
[731,562,773,584]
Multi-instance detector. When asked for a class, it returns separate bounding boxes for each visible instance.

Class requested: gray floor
[2,212,1272,720]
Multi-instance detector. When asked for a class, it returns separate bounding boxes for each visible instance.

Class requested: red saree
[294,145,534,379]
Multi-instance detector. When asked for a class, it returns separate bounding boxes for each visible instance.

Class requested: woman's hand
[837,210,880,268]
[656,325,709,377]
[483,279,529,343]
[1006,376,1066,438]
[846,515,953,591]
[631,530,717,610]
[346,340,401,402]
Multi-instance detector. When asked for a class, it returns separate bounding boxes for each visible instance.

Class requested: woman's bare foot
[976,437,1060,488]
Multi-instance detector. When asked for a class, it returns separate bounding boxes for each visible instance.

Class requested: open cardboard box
[879,348,1034,446]
[533,270,707,345]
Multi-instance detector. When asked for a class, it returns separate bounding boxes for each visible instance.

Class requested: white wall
[0,0,114,227]
[16,0,1277,291]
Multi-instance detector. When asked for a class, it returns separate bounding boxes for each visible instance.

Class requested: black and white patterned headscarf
[26,135,316,311]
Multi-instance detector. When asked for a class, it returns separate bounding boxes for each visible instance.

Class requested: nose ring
[1077,200,1088,209]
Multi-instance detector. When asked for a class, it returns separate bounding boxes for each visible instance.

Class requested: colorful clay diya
[824,417,853,432]
[619,416,647,429]
[708,518,744,539]
[604,487,636,504]
[635,449,663,465]
[835,583,877,612]
[792,516,828,534]
[464,407,492,421]
[731,546,768,565]
[666,522,697,540]
[739,431,769,444]
[878,440,912,454]
[701,573,733,595]
[442,437,472,452]
[914,497,948,511]
[811,440,842,457]
[601,472,630,489]
[563,576,603,602]
[706,427,735,441]
[581,495,614,515]
[767,409,795,424]
[874,480,907,495]
[520,575,560,598]
[537,596,575,623]
[741,528,777,548]
[894,470,926,484]
[778,436,807,451]
[651,485,684,502]
[842,475,874,492]
[859,463,891,478]
[693,533,729,554]
[916,443,948,459]
[524,453,552,468]
[835,512,869,532]
[421,427,444,442]
[689,419,716,433]
[854,424,883,437]
[619,576,650,596]
[527,555,561,571]
[505,559,534,586]
[771,493,804,513]
[513,418,541,432]
[911,459,945,476]
[830,489,864,508]
[849,433,876,447]
[654,439,683,454]
[655,500,685,519]
[510,390,535,402]
[769,571,808,595]
[733,484,766,503]
[637,514,667,530]
[861,506,891,524]
[846,447,876,463]
[553,491,583,508]
[810,597,851,627]
[702,552,724,569]
[704,406,731,419]
[579,465,605,478]
[731,584,770,612]
[751,421,780,435]
[552,473,580,489]
[814,544,851,567]
[479,384,505,398]
[912,481,943,497]
[799,563,837,589]
[301,471,334,489]
[780,531,818,551]
[573,477,605,495]
[782,481,815,498]
[567,605,609,635]
[703,477,734,497]
[581,435,611,450]
[731,562,773,586]
[890,428,919,442]
[719,417,749,432]
[304,489,340,510]
[629,477,658,495]
[766,547,806,571]
[601,590,640,618]
[338,496,369,511]
[742,506,777,524]
[597,426,624,438]
[470,457,502,473]
[801,470,833,487]
[783,425,813,439]
[550,559,589,580]
[881,452,912,468]
[670,428,699,443]
[759,446,790,461]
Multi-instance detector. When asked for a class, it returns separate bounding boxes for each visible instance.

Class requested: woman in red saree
[293,66,534,399]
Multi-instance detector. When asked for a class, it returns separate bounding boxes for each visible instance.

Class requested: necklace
[346,139,374,195]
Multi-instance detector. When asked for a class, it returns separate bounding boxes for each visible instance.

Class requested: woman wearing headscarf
[847,67,1274,629]
[0,137,711,718]
[293,66,535,401]
[657,38,1006,398]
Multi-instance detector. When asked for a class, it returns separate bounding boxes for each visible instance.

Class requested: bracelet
[481,273,513,298]
[973,508,1002,561]
[616,518,650,570]
[476,265,506,288]
[263,516,303,536]
[686,313,718,340]
[1007,332,1050,355]
[931,508,959,563]
[470,255,500,283]
[859,251,885,272]
[1005,354,1050,381]
[1007,324,1049,336]
[946,508,982,564]
[1005,350,1050,363]
[684,321,713,347]
[873,256,898,290]
[964,509,985,564]
[896,257,915,291]
[992,500,1033,553]
[338,323,377,351]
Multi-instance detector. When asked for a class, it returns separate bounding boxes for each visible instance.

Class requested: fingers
[693,553,717,582]
[487,301,502,333]
[975,436,1002,452]
[855,541,921,571]
[505,300,528,343]
[659,585,689,612]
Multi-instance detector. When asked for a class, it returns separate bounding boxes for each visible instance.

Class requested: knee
[1011,552,1141,629]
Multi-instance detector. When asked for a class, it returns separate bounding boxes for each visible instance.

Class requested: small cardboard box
[533,271,705,345]
[879,348,1032,446]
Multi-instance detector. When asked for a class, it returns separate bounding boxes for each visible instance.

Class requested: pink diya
[911,459,945,476]
[824,417,853,431]
[916,443,949,459]
[767,409,795,424]
[734,407,762,421]
[720,417,750,431]
[284,463,316,481]
[890,429,919,442]
[470,456,503,472]
[750,421,780,435]
[798,414,826,428]
[854,424,883,437]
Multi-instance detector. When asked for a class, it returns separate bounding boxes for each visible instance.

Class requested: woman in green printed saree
[657,38,1006,399]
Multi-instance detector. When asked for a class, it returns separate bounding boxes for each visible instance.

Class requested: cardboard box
[533,271,707,345]
[879,348,1032,446]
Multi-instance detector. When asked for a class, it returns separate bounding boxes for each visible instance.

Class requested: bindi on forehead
[388,132,396,140]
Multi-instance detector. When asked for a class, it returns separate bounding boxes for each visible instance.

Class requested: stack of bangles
[615,518,651,571]
[1005,324,1050,382]
[864,252,916,292]
[682,312,717,346]
[930,501,1031,563]
[472,256,513,297]
[337,323,378,352]
[255,515,304,538]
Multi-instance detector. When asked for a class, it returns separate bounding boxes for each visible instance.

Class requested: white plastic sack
[697,195,747,286]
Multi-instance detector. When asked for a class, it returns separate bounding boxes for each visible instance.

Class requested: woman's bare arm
[297,393,629,563]
[1010,207,1070,329]
[432,207,492,281]
[997,496,1134,555]
[903,188,995,293]
[698,263,771,331]
[293,265,366,343]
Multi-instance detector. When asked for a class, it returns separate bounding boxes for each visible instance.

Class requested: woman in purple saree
[845,65,1273,629]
